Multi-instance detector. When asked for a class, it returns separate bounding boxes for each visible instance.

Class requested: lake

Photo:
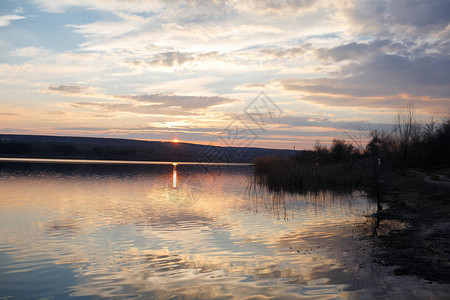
[0,160,447,299]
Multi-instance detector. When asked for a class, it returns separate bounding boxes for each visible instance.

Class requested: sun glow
[172,139,179,143]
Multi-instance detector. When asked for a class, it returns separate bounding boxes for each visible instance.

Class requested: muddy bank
[368,169,450,283]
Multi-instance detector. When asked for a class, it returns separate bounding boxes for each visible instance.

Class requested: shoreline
[0,157,254,166]
[363,169,450,283]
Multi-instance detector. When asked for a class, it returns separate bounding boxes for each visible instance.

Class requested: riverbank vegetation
[255,107,449,193]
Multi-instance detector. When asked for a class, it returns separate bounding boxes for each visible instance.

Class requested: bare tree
[393,102,417,171]
[423,116,436,142]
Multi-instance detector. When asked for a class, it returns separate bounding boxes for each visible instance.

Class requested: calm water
[0,161,448,299]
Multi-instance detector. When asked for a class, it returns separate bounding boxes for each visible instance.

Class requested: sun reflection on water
[172,163,177,188]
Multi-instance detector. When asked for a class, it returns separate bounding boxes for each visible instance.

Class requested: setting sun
[172,139,179,143]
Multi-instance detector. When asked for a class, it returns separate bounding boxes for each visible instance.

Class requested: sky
[0,0,449,150]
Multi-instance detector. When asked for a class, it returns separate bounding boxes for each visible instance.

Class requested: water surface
[0,161,447,299]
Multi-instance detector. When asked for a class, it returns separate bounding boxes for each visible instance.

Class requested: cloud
[272,50,450,114]
[32,0,165,13]
[73,93,237,116]
[343,54,450,97]
[125,51,222,71]
[269,115,392,132]
[72,101,219,116]
[345,0,450,36]
[46,110,67,116]
[144,52,196,68]
[33,0,322,16]
[315,40,390,62]
[118,94,237,109]
[260,46,309,59]
[77,21,286,53]
[68,14,147,39]
[42,84,238,115]
[12,46,51,57]
[44,85,98,95]
[71,101,188,116]
[297,0,450,115]
[0,112,20,116]
[0,128,37,134]
[136,76,221,95]
[233,0,320,15]
[0,15,25,27]
[385,0,450,29]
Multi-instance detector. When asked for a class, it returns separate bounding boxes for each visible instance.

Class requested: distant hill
[0,134,299,163]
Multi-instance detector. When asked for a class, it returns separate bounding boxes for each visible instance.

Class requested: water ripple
[1,164,448,299]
